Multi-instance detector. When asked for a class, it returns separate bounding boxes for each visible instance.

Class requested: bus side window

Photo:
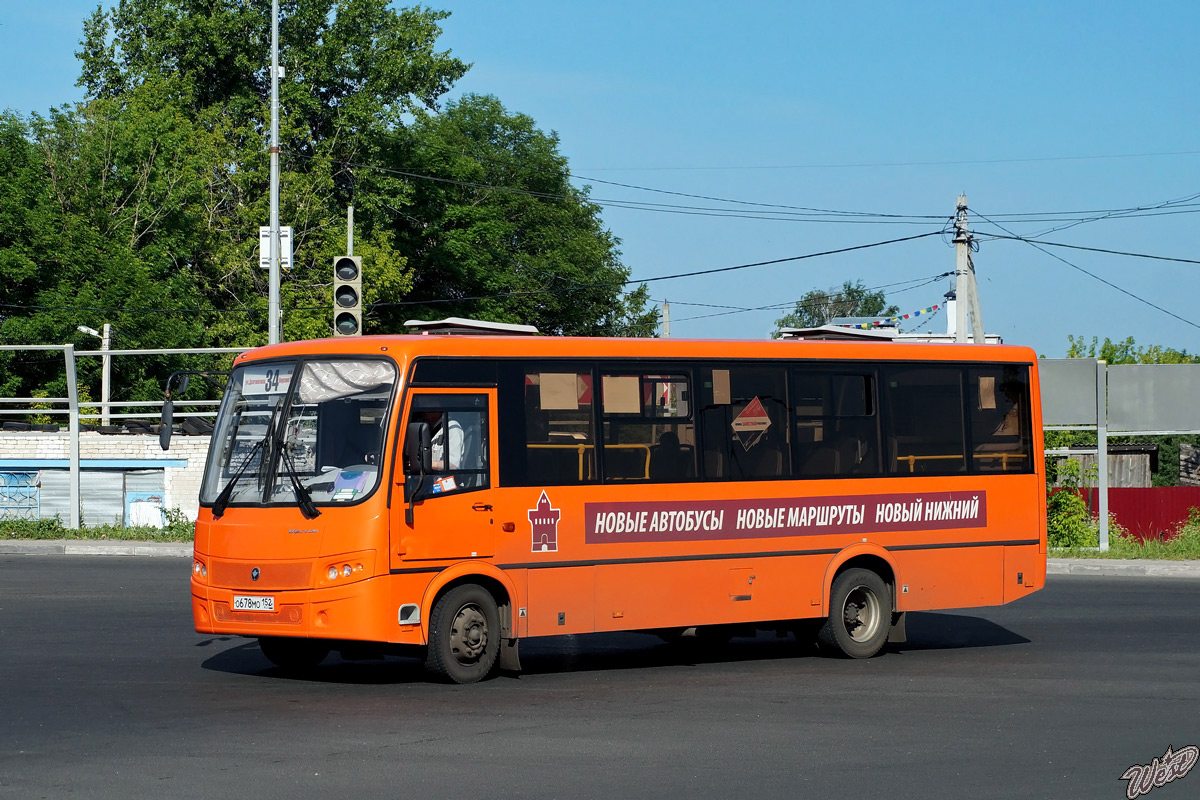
[599,372,695,484]
[885,366,967,475]
[405,395,489,494]
[523,369,596,485]
[794,371,880,478]
[700,366,790,480]
[968,366,1032,473]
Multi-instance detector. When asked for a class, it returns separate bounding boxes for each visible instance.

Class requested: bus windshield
[200,359,397,508]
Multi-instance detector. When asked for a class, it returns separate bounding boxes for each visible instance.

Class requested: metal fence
[0,344,244,528]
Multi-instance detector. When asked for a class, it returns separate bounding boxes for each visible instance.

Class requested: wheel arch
[820,544,901,616]
[421,562,518,641]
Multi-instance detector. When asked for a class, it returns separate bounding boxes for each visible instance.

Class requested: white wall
[0,432,211,522]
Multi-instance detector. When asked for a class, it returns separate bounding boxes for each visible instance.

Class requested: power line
[635,232,944,284]
[575,149,1200,172]
[656,273,950,315]
[970,211,1200,333]
[971,232,1200,265]
[297,149,1200,232]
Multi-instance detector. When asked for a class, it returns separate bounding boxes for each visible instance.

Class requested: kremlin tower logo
[528,491,561,552]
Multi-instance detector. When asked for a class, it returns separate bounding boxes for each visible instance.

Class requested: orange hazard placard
[732,397,771,451]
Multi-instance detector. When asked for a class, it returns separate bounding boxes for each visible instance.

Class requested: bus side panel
[526,566,596,636]
[890,546,1004,611]
[592,555,829,632]
[1003,544,1045,604]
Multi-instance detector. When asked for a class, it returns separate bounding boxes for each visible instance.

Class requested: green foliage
[1054,508,1200,560]
[1065,335,1200,365]
[386,94,658,336]
[2,1,652,406]
[771,280,899,337]
[0,509,195,542]
[1046,458,1100,548]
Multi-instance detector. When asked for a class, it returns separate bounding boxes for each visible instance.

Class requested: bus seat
[802,446,839,477]
[527,445,587,484]
[649,432,693,481]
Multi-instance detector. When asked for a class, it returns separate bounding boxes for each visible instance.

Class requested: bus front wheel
[425,584,501,684]
[818,568,890,659]
[258,636,330,670]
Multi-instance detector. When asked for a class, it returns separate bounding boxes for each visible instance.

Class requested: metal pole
[268,0,281,344]
[662,301,670,338]
[347,205,354,256]
[953,194,969,343]
[64,345,81,529]
[101,323,111,426]
[1096,359,1109,550]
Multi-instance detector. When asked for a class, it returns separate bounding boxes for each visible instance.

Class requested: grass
[0,515,195,543]
[1050,513,1200,560]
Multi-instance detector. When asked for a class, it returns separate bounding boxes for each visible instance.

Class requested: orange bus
[182,331,1045,682]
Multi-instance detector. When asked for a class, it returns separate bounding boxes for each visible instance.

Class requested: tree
[1,2,655,408]
[381,94,657,336]
[72,0,469,345]
[771,280,899,337]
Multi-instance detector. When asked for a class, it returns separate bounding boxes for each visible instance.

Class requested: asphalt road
[1,557,1198,800]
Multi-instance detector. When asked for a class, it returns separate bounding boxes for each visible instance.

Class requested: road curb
[0,540,193,558]
[1047,558,1200,579]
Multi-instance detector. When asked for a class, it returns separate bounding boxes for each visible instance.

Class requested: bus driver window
[406,396,489,493]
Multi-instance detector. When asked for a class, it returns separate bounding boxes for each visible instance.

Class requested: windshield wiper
[211,437,265,519]
[279,442,321,519]
[212,403,282,518]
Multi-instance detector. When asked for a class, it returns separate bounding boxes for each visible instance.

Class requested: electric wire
[970,210,1200,333]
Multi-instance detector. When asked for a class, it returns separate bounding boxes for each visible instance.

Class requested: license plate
[233,595,275,612]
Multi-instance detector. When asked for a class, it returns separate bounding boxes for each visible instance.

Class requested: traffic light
[333,255,362,336]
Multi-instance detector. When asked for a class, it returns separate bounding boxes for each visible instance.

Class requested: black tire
[425,584,501,684]
[258,636,330,670]
[817,568,891,658]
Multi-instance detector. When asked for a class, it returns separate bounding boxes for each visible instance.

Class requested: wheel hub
[843,587,881,643]
[449,603,488,663]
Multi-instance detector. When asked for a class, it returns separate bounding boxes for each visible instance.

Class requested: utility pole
[662,301,670,338]
[953,194,986,343]
[76,324,112,425]
[267,0,282,344]
[100,323,111,426]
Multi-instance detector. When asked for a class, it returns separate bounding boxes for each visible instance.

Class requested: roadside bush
[0,510,195,542]
[1105,507,1200,560]
[1046,459,1099,548]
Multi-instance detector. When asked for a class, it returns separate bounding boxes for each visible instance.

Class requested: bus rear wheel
[258,636,330,670]
[425,584,500,684]
[818,568,890,659]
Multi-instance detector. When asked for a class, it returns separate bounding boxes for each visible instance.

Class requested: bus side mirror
[404,421,432,475]
[159,400,174,451]
[404,421,432,525]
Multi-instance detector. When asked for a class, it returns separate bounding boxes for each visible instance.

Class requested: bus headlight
[193,559,207,579]
[320,550,376,586]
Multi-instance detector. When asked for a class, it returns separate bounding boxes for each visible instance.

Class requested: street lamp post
[77,324,112,426]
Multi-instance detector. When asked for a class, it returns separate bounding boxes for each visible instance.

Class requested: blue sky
[3,1,1199,356]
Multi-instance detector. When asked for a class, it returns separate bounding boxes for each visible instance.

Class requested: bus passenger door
[393,390,496,563]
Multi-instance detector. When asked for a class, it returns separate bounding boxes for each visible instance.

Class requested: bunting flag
[844,303,940,330]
